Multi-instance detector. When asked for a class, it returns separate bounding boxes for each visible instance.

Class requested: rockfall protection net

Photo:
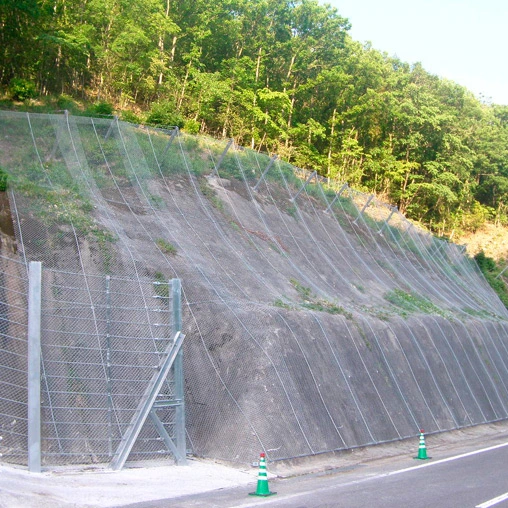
[0,110,507,466]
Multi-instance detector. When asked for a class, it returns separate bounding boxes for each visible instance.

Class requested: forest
[1,0,508,239]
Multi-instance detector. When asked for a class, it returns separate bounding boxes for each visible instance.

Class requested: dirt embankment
[458,224,507,263]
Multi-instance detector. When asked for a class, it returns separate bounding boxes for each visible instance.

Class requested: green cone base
[249,491,277,497]
[414,456,432,460]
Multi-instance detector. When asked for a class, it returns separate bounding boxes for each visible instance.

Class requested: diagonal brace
[110,331,185,471]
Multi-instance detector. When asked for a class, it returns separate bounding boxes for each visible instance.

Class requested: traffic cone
[249,452,277,497]
[414,429,431,460]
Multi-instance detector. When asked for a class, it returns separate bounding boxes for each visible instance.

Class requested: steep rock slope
[0,111,507,465]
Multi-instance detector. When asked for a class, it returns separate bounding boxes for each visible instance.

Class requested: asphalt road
[124,441,508,508]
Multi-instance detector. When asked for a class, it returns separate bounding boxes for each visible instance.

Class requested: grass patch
[273,298,295,310]
[156,238,177,255]
[153,271,170,298]
[289,278,352,317]
[384,288,446,316]
[199,178,224,211]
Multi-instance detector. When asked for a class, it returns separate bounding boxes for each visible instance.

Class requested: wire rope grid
[337,196,504,427]
[230,147,368,306]
[0,254,29,464]
[345,187,481,313]
[219,147,412,444]
[258,165,441,434]
[23,113,114,461]
[466,319,508,411]
[423,234,498,306]
[346,191,506,332]
[422,315,498,424]
[89,121,286,459]
[351,193,482,313]
[67,116,184,460]
[446,317,507,420]
[380,208,508,360]
[121,126,372,456]
[436,240,501,310]
[264,170,502,432]
[141,127,364,456]
[401,220,498,312]
[9,114,93,461]
[367,315,454,431]
[403,314,479,427]
[16,115,177,464]
[174,136,386,453]
[203,144,480,442]
[292,174,468,319]
[380,219,488,314]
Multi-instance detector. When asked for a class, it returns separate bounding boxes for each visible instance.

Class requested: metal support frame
[46,111,69,162]
[324,183,348,213]
[161,127,179,159]
[378,205,398,234]
[291,171,317,202]
[104,115,119,140]
[495,265,508,280]
[211,138,234,176]
[353,194,374,224]
[28,261,42,473]
[110,330,185,471]
[253,155,278,192]
[172,278,186,464]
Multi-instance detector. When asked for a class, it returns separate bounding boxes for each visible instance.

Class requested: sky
[326,0,508,105]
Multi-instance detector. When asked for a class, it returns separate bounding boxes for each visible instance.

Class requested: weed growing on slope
[383,288,446,317]
[153,271,170,298]
[289,278,353,317]
[199,178,224,211]
[156,238,177,255]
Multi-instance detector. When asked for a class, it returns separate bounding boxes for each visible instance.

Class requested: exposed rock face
[0,112,507,466]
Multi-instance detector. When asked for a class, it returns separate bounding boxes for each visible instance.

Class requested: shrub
[9,78,37,101]
[0,168,8,191]
[183,118,200,134]
[146,100,184,128]
[57,94,79,112]
[120,109,142,124]
[85,101,114,117]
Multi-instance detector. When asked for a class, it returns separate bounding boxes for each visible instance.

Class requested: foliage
[0,168,8,191]
[474,251,508,308]
[85,101,114,117]
[383,288,446,316]
[199,178,224,211]
[146,101,184,128]
[0,0,507,237]
[9,78,37,101]
[155,238,177,255]
[289,278,352,317]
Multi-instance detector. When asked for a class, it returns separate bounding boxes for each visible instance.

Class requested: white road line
[476,492,508,508]
[233,441,508,507]
[385,440,508,477]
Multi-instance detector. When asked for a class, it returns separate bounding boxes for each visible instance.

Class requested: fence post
[211,139,234,176]
[28,261,42,473]
[172,279,186,465]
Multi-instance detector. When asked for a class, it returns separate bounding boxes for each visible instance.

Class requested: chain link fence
[0,111,507,468]
[0,255,183,467]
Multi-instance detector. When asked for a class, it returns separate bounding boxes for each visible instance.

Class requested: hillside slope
[0,111,507,466]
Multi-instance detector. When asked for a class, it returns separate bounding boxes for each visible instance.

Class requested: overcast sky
[326,0,508,105]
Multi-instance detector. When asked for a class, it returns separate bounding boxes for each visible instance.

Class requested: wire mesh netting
[0,110,507,467]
